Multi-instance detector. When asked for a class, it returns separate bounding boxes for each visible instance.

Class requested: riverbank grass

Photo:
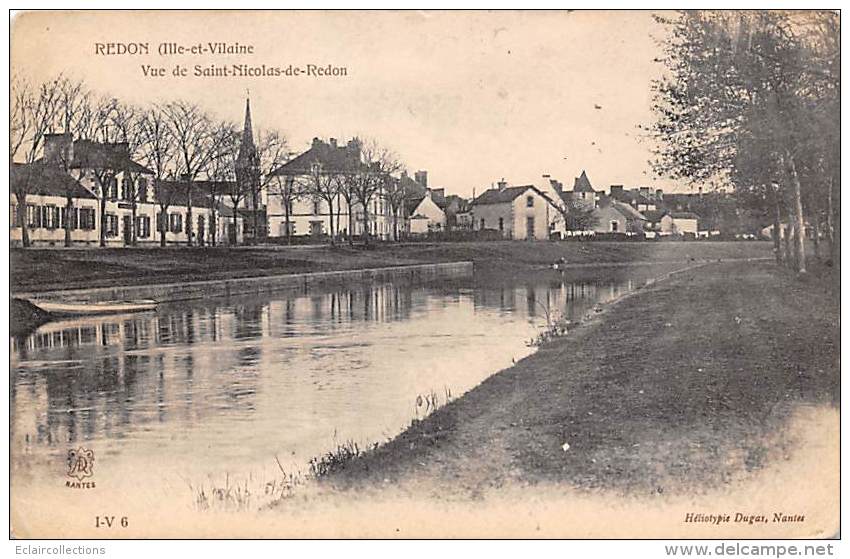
[314,260,838,497]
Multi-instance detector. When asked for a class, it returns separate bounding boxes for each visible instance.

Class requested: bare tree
[208,121,240,246]
[10,75,63,247]
[137,105,177,247]
[250,129,289,243]
[302,161,342,245]
[162,101,218,247]
[351,139,402,246]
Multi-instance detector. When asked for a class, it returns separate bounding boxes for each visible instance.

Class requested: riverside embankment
[316,259,839,498]
[11,241,771,292]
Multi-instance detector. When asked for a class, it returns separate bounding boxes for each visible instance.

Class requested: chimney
[497,178,507,191]
[656,189,663,200]
[698,186,704,198]
[312,137,322,148]
[415,170,428,188]
[639,186,650,197]
[542,173,550,179]
[610,184,624,197]
[43,133,73,165]
[329,138,337,148]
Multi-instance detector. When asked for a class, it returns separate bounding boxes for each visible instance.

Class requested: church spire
[238,96,256,161]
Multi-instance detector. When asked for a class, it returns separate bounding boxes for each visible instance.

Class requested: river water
[11,267,659,518]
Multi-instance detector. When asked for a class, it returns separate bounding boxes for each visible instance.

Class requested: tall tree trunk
[231,212,238,245]
[363,204,370,247]
[252,189,260,245]
[186,184,194,247]
[210,208,217,247]
[327,197,335,246]
[786,152,807,273]
[64,197,73,247]
[131,202,138,247]
[347,199,354,246]
[783,223,792,268]
[827,176,834,248]
[812,211,820,260]
[284,197,291,246]
[99,192,107,248]
[17,196,30,248]
[830,174,839,270]
[772,198,782,264]
[336,198,342,243]
[159,207,167,247]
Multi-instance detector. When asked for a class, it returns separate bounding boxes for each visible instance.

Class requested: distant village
[11,98,764,248]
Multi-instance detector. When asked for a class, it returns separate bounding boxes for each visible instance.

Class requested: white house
[267,137,393,240]
[10,162,100,246]
[404,189,446,235]
[471,181,556,240]
[664,212,700,235]
[10,134,243,247]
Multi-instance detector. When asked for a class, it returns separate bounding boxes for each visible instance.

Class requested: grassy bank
[314,260,838,497]
[11,240,770,292]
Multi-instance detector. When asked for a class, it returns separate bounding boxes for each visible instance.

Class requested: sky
[12,10,688,197]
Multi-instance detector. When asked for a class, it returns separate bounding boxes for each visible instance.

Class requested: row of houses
[9,102,265,247]
[460,171,701,241]
[9,97,702,247]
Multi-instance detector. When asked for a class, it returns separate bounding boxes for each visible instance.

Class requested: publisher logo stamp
[66,447,96,489]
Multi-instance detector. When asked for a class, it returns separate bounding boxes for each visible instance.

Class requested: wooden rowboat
[28,299,157,317]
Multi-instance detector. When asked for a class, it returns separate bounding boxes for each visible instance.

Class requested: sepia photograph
[7,8,841,542]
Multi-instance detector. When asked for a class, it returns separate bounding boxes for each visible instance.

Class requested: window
[610,220,619,232]
[66,207,80,230]
[136,215,151,238]
[138,178,148,203]
[280,221,296,236]
[10,203,18,228]
[480,218,485,230]
[313,200,321,215]
[79,208,96,230]
[122,177,133,201]
[27,205,40,228]
[498,217,504,231]
[169,213,183,234]
[108,177,119,200]
[104,214,119,237]
[526,195,534,207]
[43,206,60,230]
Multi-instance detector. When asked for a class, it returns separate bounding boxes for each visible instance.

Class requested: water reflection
[11,273,645,487]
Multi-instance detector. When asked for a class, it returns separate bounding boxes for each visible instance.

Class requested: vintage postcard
[8,9,839,540]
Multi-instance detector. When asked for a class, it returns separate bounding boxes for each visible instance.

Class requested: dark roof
[398,173,427,197]
[670,211,700,220]
[155,180,239,216]
[609,189,634,203]
[612,202,647,221]
[573,170,595,193]
[69,140,153,174]
[642,209,669,223]
[430,188,447,209]
[444,194,470,213]
[270,138,358,176]
[404,195,426,216]
[11,162,96,200]
[473,185,543,205]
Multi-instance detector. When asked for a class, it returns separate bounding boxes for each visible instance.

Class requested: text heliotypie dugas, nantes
[684,512,806,525]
